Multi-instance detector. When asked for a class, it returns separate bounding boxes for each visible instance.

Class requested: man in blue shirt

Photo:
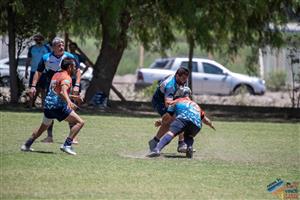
[148,87,215,158]
[149,67,189,153]
[30,37,81,143]
[25,34,51,108]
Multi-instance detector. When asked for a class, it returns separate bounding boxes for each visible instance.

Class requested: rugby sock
[178,140,185,145]
[153,136,160,142]
[156,134,173,151]
[184,137,194,147]
[64,137,73,146]
[47,122,53,137]
[25,137,35,147]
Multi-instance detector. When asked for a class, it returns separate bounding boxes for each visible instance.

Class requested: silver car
[135,57,266,95]
[0,55,30,87]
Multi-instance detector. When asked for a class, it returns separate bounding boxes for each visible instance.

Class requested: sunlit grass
[0,111,299,199]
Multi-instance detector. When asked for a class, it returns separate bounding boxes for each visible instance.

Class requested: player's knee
[78,119,85,128]
[161,118,171,126]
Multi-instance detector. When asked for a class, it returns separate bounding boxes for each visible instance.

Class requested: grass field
[0,111,299,199]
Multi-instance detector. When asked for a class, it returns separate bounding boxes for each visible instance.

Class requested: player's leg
[148,118,186,157]
[148,100,167,151]
[27,71,36,108]
[68,122,79,144]
[21,116,53,151]
[41,121,54,143]
[41,77,54,143]
[69,80,80,144]
[184,122,201,158]
[64,111,84,139]
[177,133,187,153]
[60,110,84,155]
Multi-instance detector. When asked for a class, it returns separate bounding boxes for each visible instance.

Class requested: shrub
[142,81,158,98]
[266,70,287,91]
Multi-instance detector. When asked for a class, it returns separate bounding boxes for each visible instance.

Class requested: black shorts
[151,89,167,116]
[44,106,72,122]
[169,118,201,137]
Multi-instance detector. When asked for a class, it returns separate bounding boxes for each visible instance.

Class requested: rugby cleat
[177,143,188,153]
[60,145,76,155]
[186,146,193,158]
[148,139,158,152]
[21,144,34,152]
[147,150,161,158]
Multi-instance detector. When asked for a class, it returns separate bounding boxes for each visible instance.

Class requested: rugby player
[21,58,84,155]
[149,67,190,153]
[148,87,215,158]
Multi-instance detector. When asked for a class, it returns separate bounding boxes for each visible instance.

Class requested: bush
[266,70,287,91]
[142,81,158,98]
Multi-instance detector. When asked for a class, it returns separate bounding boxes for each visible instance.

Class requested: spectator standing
[25,34,51,108]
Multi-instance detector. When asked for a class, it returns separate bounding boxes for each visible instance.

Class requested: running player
[21,58,84,155]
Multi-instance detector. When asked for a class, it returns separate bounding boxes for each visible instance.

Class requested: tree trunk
[84,11,131,103]
[7,4,19,103]
[187,35,194,91]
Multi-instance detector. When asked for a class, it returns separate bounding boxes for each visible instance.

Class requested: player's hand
[73,85,80,94]
[30,86,36,98]
[70,95,83,105]
[67,101,77,110]
[210,123,216,131]
[154,119,162,127]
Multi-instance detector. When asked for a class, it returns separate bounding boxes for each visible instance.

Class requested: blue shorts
[29,72,47,89]
[169,118,201,137]
[44,106,72,122]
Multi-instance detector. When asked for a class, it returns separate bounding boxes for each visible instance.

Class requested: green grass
[0,111,299,199]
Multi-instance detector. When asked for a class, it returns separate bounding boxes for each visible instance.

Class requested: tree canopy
[1,0,298,102]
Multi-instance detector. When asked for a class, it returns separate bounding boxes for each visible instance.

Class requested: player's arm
[202,115,216,131]
[70,94,83,105]
[60,84,76,110]
[31,57,45,87]
[30,71,42,98]
[154,104,175,127]
[73,60,81,95]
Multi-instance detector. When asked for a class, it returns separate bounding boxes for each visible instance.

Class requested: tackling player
[148,87,215,158]
[21,58,84,155]
[148,67,190,153]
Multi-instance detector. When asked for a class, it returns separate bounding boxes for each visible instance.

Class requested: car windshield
[149,59,169,69]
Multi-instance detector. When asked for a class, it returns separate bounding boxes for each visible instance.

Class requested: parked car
[0,55,93,89]
[0,55,30,87]
[135,57,266,95]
